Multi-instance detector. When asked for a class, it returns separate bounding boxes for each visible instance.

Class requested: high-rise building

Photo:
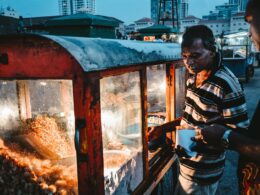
[58,0,96,15]
[59,0,70,15]
[229,0,239,4]
[203,3,239,20]
[73,0,95,14]
[215,4,238,19]
[239,0,248,11]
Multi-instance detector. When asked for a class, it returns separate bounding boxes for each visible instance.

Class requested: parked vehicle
[222,40,254,83]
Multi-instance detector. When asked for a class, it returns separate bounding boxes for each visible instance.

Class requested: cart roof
[44,35,182,72]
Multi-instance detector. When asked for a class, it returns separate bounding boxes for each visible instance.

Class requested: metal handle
[75,119,88,162]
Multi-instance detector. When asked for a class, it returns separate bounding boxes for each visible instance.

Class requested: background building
[199,19,230,35]
[134,17,154,31]
[74,0,95,14]
[58,0,95,15]
[0,6,19,18]
[125,23,136,35]
[202,2,240,21]
[59,0,72,15]
[229,0,239,4]
[230,11,249,33]
[179,15,200,32]
[0,15,19,34]
[45,13,119,38]
[239,0,248,11]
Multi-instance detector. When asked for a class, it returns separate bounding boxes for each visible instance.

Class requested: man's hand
[148,117,183,141]
[148,125,163,142]
[192,124,227,146]
[176,124,194,131]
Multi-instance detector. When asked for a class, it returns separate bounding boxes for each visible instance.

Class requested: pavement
[216,67,260,195]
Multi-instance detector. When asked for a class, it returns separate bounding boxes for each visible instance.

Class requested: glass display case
[175,66,186,118]
[147,64,167,125]
[146,64,167,160]
[0,80,78,194]
[100,72,143,194]
[99,63,186,194]
[0,34,184,195]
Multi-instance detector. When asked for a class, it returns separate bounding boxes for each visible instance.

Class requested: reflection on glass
[175,66,186,118]
[100,72,143,195]
[0,81,19,133]
[147,64,166,118]
[147,64,167,159]
[0,80,78,194]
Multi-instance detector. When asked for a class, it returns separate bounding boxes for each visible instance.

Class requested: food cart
[0,34,185,194]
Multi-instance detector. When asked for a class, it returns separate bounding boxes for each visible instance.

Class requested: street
[217,67,260,195]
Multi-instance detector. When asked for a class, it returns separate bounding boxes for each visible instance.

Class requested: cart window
[147,64,166,124]
[0,80,78,194]
[0,81,19,134]
[175,66,186,118]
[147,64,167,160]
[100,71,143,194]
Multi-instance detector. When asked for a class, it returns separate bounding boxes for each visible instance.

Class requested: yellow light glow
[40,82,47,86]
[0,105,16,127]
[159,81,166,91]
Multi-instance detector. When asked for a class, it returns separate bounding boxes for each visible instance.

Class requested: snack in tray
[16,115,75,159]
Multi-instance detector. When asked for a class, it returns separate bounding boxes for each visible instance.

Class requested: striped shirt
[179,63,249,184]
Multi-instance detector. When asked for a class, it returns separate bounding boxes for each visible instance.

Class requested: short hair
[181,25,216,52]
[245,0,260,18]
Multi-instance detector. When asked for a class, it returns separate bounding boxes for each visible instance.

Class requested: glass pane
[147,64,166,119]
[100,72,143,195]
[0,80,78,194]
[175,66,186,118]
[147,64,167,159]
[0,81,19,135]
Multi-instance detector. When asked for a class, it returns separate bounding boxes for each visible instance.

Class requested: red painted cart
[0,34,185,194]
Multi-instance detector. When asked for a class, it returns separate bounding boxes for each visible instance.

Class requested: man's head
[245,0,260,51]
[181,25,216,74]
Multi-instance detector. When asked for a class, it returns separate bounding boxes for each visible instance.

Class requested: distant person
[149,25,249,195]
[17,16,25,33]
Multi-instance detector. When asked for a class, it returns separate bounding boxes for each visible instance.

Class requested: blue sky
[0,0,227,24]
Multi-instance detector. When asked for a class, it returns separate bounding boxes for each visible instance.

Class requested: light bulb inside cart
[159,80,166,91]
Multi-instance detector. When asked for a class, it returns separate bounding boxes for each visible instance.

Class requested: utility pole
[157,0,179,29]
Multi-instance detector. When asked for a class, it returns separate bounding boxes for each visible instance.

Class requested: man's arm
[193,124,260,166]
[148,117,182,141]
[229,131,260,165]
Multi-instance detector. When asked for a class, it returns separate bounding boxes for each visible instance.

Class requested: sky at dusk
[0,0,227,24]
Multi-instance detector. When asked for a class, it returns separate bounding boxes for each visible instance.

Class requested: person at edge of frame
[193,0,260,194]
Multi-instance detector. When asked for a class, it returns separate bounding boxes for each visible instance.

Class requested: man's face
[182,39,215,74]
[246,12,260,51]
